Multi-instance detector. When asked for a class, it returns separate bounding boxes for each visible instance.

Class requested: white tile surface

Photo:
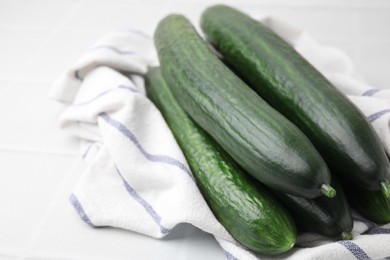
[0,28,52,79]
[0,81,79,153]
[0,0,389,259]
[0,151,76,253]
[65,1,167,34]
[358,8,390,40]
[0,0,81,29]
[22,29,107,82]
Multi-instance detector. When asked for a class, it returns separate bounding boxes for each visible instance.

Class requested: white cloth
[50,17,390,260]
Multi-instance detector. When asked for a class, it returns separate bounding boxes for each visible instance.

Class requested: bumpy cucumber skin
[145,67,296,255]
[274,177,353,239]
[154,14,331,199]
[200,5,390,191]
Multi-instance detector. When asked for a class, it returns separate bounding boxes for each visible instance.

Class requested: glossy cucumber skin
[145,67,296,255]
[200,5,390,191]
[154,14,331,199]
[274,177,353,238]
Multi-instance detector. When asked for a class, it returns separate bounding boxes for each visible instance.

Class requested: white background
[0,0,389,259]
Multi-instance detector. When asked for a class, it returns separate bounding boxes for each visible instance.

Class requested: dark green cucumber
[200,5,390,197]
[274,177,353,239]
[154,14,335,199]
[343,181,390,224]
[145,67,296,255]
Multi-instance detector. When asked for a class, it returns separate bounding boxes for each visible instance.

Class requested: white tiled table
[1,0,389,259]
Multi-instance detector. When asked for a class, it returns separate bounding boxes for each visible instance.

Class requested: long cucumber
[200,5,390,197]
[145,67,296,255]
[154,14,335,199]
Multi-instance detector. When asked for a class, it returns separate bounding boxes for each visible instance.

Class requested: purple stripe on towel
[73,84,138,106]
[118,28,152,39]
[117,85,139,92]
[337,241,370,260]
[367,109,390,122]
[368,227,390,235]
[362,88,382,96]
[224,250,238,260]
[82,143,94,160]
[69,193,95,227]
[88,45,138,55]
[115,165,170,234]
[99,112,193,180]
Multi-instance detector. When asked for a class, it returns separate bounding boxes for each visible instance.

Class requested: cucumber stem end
[381,181,390,198]
[341,231,353,240]
[320,184,336,198]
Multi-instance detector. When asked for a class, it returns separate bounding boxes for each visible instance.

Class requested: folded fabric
[50,17,390,260]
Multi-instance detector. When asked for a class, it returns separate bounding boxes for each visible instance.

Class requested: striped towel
[50,16,390,260]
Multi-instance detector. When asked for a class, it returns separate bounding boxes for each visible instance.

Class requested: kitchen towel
[50,15,390,260]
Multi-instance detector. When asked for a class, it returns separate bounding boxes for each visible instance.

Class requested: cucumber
[200,5,390,197]
[145,67,296,255]
[274,177,353,239]
[343,181,390,224]
[154,14,335,199]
